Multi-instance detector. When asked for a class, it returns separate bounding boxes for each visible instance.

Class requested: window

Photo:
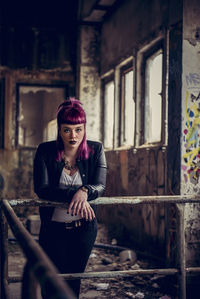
[120,65,135,146]
[102,79,115,149]
[142,46,163,144]
[16,84,68,147]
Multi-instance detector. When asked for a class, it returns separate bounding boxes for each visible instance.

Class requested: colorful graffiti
[182,90,200,184]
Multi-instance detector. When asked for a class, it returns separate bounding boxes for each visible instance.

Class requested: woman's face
[59,123,85,150]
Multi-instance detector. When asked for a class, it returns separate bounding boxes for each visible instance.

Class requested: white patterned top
[51,169,82,222]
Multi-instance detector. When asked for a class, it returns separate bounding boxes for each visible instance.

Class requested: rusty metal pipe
[59,268,178,280]
[0,209,9,299]
[6,194,200,208]
[2,200,76,299]
[186,267,200,273]
[2,195,200,299]
[176,204,186,299]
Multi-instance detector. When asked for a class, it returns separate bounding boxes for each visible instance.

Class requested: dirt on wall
[97,146,167,258]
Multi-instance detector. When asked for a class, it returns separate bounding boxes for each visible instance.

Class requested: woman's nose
[71,130,76,138]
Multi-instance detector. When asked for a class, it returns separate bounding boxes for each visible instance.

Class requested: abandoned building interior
[0,0,200,298]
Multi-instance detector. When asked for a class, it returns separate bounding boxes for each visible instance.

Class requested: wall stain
[0,173,4,190]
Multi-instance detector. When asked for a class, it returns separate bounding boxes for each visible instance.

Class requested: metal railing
[0,199,76,299]
[1,195,200,299]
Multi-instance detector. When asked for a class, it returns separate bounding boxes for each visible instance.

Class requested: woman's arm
[68,143,107,219]
[33,143,79,202]
[84,143,107,201]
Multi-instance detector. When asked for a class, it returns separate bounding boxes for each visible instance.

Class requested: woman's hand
[68,189,95,221]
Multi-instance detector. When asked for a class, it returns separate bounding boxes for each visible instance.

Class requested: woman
[33,98,107,298]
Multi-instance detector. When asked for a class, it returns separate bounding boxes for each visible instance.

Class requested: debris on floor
[8,223,178,299]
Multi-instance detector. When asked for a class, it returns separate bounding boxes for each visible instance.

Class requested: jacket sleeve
[84,144,107,201]
[33,144,79,202]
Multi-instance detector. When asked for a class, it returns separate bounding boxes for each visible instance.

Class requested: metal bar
[2,200,76,299]
[186,267,200,273]
[8,268,178,283]
[5,194,200,208]
[94,242,129,251]
[21,262,40,299]
[176,204,186,299]
[8,266,200,284]
[2,196,200,297]
[59,268,178,280]
[0,208,9,299]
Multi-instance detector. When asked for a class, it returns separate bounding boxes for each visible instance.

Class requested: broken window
[16,84,68,148]
[103,79,115,149]
[120,65,135,146]
[143,48,163,144]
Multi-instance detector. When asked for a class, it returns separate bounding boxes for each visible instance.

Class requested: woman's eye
[64,129,70,133]
[76,128,82,132]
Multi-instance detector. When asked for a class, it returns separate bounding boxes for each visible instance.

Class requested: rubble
[119,249,137,264]
[95,283,109,290]
[8,223,178,298]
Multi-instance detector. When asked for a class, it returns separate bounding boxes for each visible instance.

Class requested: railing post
[176,203,186,299]
[22,261,40,299]
[0,206,9,299]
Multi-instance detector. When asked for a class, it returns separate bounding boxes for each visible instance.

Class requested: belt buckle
[64,220,82,230]
[75,220,82,227]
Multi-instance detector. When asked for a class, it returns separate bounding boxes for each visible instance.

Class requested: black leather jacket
[33,140,107,223]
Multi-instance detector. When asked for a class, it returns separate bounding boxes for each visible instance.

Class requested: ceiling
[78,0,120,23]
[0,0,120,28]
[0,1,78,28]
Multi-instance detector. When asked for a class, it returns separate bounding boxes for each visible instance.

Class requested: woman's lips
[69,141,77,144]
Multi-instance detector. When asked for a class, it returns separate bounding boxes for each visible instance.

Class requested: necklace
[63,155,77,171]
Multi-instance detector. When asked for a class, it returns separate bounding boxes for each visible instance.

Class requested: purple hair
[56,98,91,161]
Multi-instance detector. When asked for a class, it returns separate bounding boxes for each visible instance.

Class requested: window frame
[15,82,69,148]
[119,62,135,147]
[101,74,115,149]
[140,40,165,146]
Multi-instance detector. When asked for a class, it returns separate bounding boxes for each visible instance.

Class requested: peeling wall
[97,146,166,255]
[100,0,181,74]
[0,149,35,199]
[181,0,200,266]
[78,25,101,141]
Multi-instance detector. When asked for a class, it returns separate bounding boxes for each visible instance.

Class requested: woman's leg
[39,219,97,298]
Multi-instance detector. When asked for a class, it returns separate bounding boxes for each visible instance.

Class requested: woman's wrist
[80,186,88,194]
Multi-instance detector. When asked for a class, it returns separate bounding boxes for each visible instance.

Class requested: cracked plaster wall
[181,0,200,266]
[97,147,166,255]
[78,25,101,141]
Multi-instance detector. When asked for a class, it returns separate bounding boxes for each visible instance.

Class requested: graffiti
[185,73,200,89]
[182,91,200,184]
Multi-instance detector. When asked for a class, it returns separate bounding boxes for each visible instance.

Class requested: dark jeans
[39,219,97,298]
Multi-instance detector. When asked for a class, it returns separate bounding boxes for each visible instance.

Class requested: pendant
[63,157,77,170]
